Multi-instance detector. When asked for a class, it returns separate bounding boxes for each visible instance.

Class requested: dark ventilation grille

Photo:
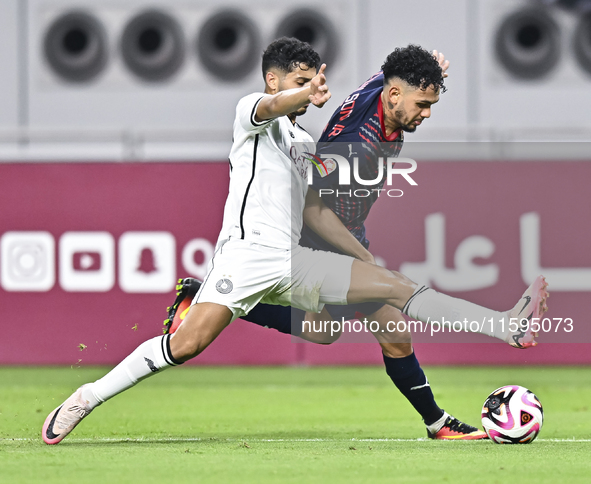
[121,10,185,82]
[495,8,561,80]
[197,10,260,82]
[274,9,339,67]
[44,11,108,82]
[574,13,591,75]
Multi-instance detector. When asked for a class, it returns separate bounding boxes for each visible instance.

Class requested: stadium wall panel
[0,161,589,366]
[0,0,20,128]
[366,0,471,134]
[475,0,591,130]
[25,0,359,141]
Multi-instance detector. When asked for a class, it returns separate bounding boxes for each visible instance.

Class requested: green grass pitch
[1,365,590,484]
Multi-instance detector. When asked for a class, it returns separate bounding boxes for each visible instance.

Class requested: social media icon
[119,232,175,293]
[137,248,157,274]
[1,232,55,291]
[59,232,114,292]
[182,238,214,280]
[72,252,102,271]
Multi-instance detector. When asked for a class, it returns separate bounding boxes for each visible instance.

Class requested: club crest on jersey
[216,278,233,294]
[304,152,337,178]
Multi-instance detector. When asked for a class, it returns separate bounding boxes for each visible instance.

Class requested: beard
[399,123,417,133]
[395,109,417,133]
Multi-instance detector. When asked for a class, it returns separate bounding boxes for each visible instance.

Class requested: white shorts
[193,238,354,321]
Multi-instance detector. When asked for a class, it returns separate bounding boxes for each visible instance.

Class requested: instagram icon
[1,232,55,291]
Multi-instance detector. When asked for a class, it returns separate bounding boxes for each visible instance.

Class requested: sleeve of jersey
[236,93,274,133]
[319,71,384,143]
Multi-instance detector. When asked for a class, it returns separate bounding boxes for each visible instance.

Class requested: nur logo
[304,153,417,186]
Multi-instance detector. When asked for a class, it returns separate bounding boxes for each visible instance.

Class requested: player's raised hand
[308,63,331,108]
[432,50,450,78]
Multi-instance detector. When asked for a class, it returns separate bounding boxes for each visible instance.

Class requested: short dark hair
[381,45,447,93]
[262,37,321,77]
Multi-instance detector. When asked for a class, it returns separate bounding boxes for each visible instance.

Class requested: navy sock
[383,352,444,425]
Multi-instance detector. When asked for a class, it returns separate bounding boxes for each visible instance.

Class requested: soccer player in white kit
[42,38,549,445]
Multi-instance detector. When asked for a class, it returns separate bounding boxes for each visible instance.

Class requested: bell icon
[137,248,157,274]
[119,232,175,293]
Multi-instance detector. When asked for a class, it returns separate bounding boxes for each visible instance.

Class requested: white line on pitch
[4,438,591,443]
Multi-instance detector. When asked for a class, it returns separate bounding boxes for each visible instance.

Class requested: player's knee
[388,270,415,286]
[378,269,417,303]
[381,342,413,358]
[169,333,207,362]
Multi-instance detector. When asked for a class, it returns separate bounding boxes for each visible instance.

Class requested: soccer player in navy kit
[243,46,489,439]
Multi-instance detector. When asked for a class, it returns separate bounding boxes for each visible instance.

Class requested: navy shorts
[242,301,385,336]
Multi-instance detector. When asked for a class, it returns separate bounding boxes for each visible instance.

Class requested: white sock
[426,411,450,434]
[403,286,507,341]
[81,334,181,409]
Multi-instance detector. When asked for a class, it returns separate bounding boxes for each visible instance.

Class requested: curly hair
[381,45,446,92]
[262,37,321,77]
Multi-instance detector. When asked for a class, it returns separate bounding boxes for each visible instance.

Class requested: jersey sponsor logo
[304,152,337,178]
[216,278,233,294]
[289,144,313,182]
[328,123,345,138]
[338,93,359,121]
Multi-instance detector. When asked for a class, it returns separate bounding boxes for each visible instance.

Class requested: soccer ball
[481,385,543,444]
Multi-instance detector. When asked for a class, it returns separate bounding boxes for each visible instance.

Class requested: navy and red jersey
[301,71,404,252]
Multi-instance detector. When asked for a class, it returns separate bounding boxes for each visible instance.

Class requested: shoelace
[55,403,89,429]
[444,417,477,433]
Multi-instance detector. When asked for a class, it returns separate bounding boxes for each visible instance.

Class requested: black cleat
[163,278,202,334]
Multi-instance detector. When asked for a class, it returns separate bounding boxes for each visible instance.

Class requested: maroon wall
[1,161,589,366]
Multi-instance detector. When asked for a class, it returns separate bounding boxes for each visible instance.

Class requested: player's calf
[169,302,234,362]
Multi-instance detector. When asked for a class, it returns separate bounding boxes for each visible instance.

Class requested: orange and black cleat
[427,414,488,440]
[163,278,202,334]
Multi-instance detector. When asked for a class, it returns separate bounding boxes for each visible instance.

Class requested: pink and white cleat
[42,385,93,444]
[505,275,549,349]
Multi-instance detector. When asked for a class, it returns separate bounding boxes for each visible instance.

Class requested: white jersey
[219,92,315,249]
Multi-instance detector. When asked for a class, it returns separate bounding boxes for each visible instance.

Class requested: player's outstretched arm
[255,64,331,122]
[303,188,375,264]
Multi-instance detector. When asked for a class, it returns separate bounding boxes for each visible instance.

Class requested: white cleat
[42,385,93,445]
[505,275,549,349]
